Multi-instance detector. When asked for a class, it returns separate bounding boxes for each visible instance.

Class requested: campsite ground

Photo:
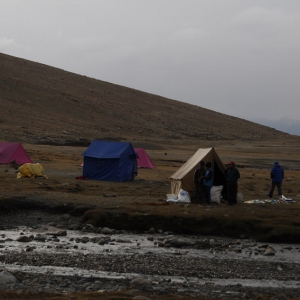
[1,137,300,240]
[1,138,300,300]
[2,52,300,299]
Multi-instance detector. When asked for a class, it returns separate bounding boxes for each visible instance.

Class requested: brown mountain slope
[0,52,289,146]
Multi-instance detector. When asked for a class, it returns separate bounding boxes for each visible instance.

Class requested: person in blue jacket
[203,162,214,205]
[268,161,284,198]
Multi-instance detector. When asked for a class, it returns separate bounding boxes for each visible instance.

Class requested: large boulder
[16,236,31,242]
[0,271,19,284]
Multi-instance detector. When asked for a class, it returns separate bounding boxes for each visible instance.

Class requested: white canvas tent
[169,147,226,196]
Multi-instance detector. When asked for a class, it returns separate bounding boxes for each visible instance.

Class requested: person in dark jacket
[268,161,284,198]
[225,161,240,205]
[193,160,206,203]
[203,162,214,204]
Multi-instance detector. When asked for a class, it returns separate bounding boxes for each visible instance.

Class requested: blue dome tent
[82,140,138,181]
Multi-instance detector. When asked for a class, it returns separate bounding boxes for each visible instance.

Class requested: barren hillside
[0,52,290,146]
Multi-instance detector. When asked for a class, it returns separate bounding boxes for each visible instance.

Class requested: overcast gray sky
[1,1,300,133]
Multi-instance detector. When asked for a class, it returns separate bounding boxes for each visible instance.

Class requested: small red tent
[0,142,33,165]
[134,148,155,169]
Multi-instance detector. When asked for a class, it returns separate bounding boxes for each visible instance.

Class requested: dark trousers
[269,182,282,198]
[194,183,205,203]
[204,185,212,204]
[227,183,237,205]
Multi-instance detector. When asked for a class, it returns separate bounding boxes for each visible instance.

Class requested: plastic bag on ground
[166,194,178,202]
[211,185,223,204]
[237,191,243,203]
[279,195,293,202]
[177,189,191,203]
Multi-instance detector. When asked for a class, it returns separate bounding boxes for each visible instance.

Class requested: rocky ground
[0,210,299,300]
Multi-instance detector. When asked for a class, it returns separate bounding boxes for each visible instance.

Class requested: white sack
[177,189,191,203]
[279,195,293,202]
[237,191,243,203]
[166,194,178,202]
[211,185,223,204]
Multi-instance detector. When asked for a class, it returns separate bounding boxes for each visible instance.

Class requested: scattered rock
[33,235,46,242]
[81,224,95,232]
[148,227,155,233]
[16,236,31,242]
[101,227,114,235]
[46,230,67,236]
[25,246,35,252]
[283,246,292,250]
[263,246,276,256]
[115,238,132,243]
[131,278,152,291]
[98,238,108,245]
[0,271,19,284]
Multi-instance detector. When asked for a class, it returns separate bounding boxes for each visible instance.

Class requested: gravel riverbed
[0,210,299,299]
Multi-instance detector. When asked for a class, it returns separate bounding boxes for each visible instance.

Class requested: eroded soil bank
[1,197,300,243]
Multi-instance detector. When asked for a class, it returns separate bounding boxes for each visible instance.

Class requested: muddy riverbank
[1,196,300,243]
[0,209,299,299]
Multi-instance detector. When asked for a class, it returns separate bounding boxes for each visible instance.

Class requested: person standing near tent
[225,161,240,205]
[268,161,284,198]
[193,160,206,203]
[203,162,214,205]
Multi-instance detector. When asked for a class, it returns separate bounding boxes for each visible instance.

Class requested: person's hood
[274,161,280,167]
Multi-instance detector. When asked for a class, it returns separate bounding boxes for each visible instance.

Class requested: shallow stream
[1,226,300,289]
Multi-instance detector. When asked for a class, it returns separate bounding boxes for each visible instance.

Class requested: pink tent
[0,142,33,165]
[134,148,155,169]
